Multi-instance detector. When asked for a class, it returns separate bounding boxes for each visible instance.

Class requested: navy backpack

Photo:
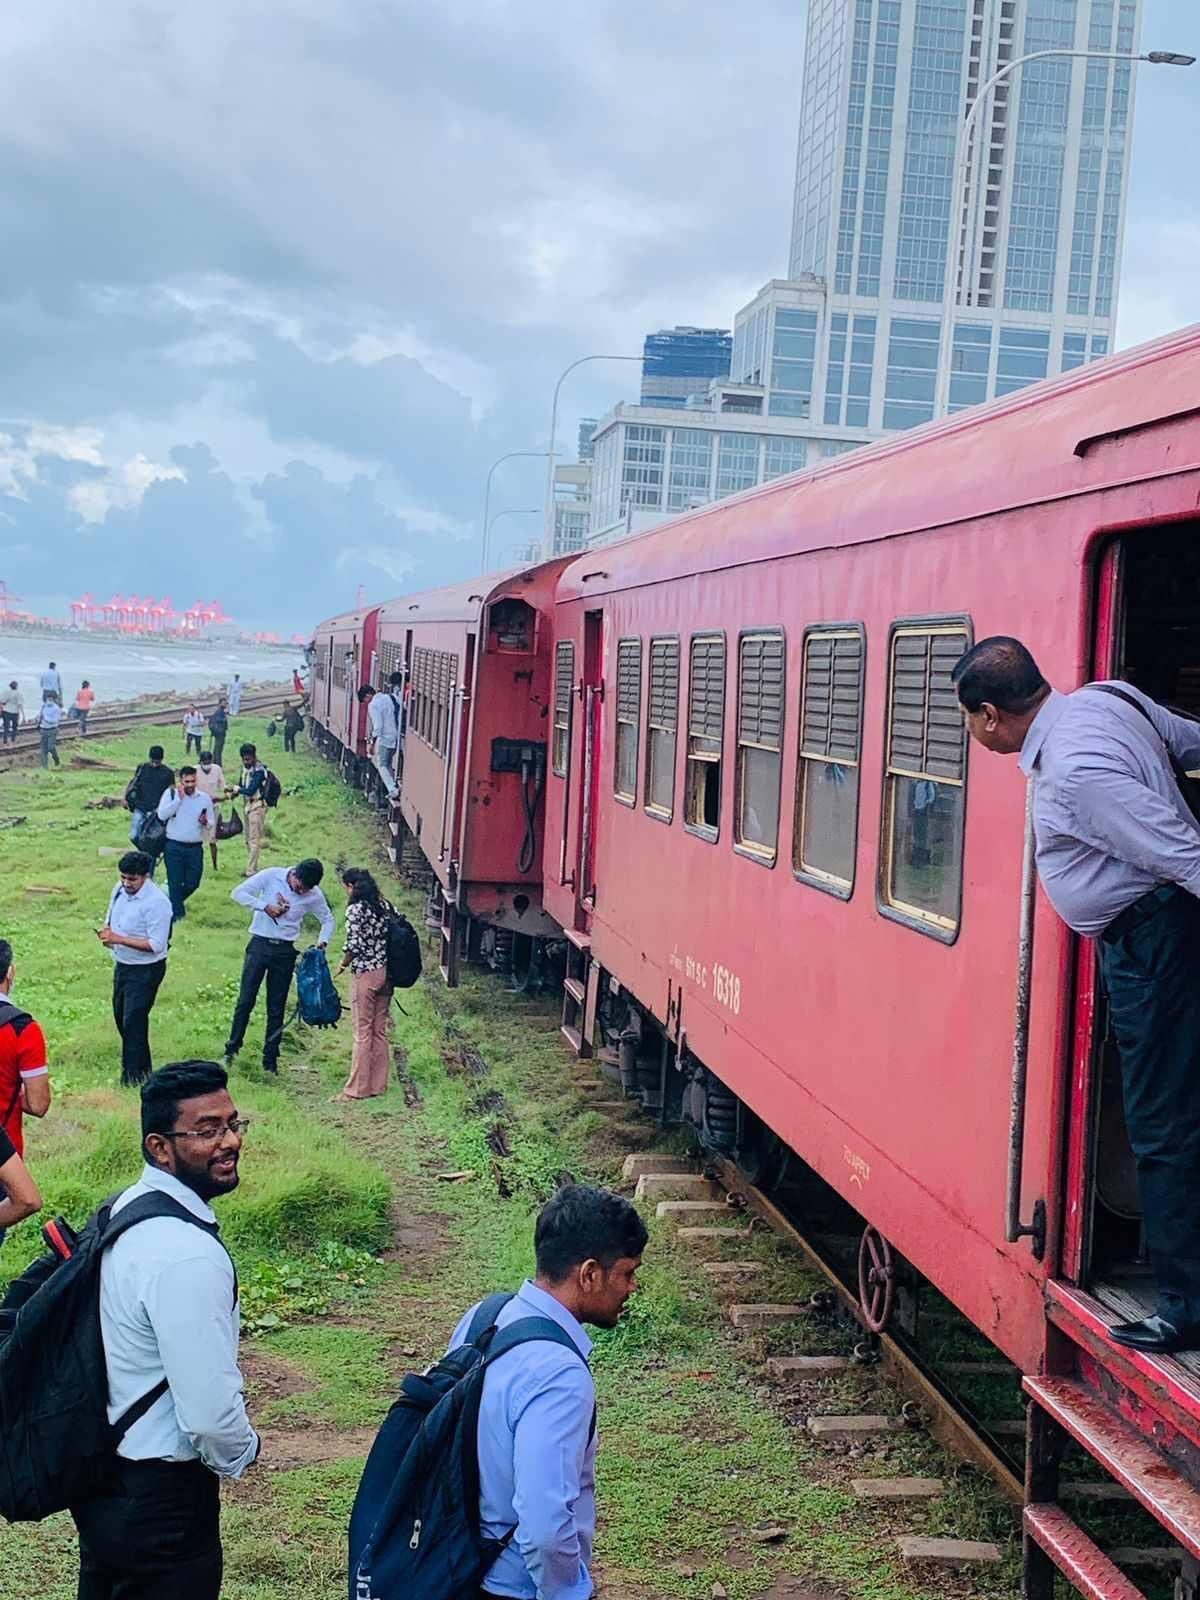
[348,1291,590,1600]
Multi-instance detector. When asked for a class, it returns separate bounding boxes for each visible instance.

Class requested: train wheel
[857,1225,895,1334]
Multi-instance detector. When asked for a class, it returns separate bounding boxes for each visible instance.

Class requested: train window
[794,627,864,895]
[735,630,785,864]
[881,624,969,936]
[376,640,404,690]
[644,637,680,821]
[488,597,535,654]
[553,641,574,778]
[685,633,725,840]
[614,638,641,804]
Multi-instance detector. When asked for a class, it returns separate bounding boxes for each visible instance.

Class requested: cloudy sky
[0,1,1197,632]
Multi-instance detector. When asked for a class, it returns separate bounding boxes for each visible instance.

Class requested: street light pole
[481,451,548,571]
[485,508,542,567]
[542,354,643,557]
[934,46,1194,419]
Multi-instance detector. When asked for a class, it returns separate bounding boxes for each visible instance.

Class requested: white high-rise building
[777,0,1141,430]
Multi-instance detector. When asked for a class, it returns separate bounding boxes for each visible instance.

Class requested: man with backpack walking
[66,1060,259,1598]
[125,745,175,853]
[348,1184,646,1600]
[231,742,278,876]
[224,859,334,1074]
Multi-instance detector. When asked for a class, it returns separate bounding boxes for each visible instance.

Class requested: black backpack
[0,1192,220,1522]
[348,1291,590,1600]
[385,910,422,990]
[262,769,283,808]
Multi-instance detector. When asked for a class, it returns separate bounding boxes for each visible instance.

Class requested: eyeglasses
[162,1118,251,1144]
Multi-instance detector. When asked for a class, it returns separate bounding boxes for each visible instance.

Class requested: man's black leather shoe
[1109,1315,1200,1353]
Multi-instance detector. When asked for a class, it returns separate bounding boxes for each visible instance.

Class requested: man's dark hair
[142,1060,228,1144]
[0,939,12,984]
[48,661,55,669]
[534,1183,648,1281]
[119,850,154,877]
[200,750,213,763]
[148,745,164,762]
[240,742,257,759]
[951,636,1049,715]
[292,858,324,890]
[387,671,404,689]
[178,764,197,778]
[356,684,376,703]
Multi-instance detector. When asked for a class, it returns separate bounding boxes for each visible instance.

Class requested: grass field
[0,723,1022,1599]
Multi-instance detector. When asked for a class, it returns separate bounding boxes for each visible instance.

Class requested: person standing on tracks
[100,851,173,1087]
[73,680,96,735]
[157,767,215,926]
[37,693,63,768]
[356,684,399,803]
[223,860,334,1075]
[0,937,52,1250]
[208,699,229,769]
[954,636,1200,1355]
[227,675,243,717]
[447,1184,646,1600]
[1,680,23,744]
[68,1061,259,1599]
[39,661,62,702]
[231,743,269,876]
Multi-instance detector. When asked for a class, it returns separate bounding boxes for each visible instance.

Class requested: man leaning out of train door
[953,635,1200,1355]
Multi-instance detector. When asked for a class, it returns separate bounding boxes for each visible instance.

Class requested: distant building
[577,418,598,461]
[641,326,732,410]
[553,462,592,557]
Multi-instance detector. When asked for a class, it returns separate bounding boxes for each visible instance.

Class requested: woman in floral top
[333,868,395,1101]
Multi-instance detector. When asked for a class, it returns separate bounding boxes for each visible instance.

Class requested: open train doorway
[1080,520,1200,1350]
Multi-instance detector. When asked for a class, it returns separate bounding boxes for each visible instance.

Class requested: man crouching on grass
[70,1061,259,1600]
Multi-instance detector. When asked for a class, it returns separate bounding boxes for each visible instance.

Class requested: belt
[1100,883,1182,945]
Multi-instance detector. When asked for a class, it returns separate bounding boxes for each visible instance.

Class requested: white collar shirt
[100,1165,259,1478]
[106,879,172,965]
[157,787,214,843]
[230,867,336,944]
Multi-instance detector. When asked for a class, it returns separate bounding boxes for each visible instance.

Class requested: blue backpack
[348,1291,590,1600]
[295,947,342,1028]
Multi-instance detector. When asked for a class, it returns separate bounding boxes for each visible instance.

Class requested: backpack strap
[466,1290,515,1346]
[1085,684,1200,823]
[485,1315,597,1461]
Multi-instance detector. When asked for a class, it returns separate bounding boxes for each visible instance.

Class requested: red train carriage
[371,560,571,980]
[310,601,384,774]
[543,325,1200,1588]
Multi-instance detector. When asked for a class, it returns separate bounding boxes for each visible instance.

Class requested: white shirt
[106,879,172,965]
[157,787,215,844]
[183,711,205,736]
[38,701,63,727]
[227,681,243,713]
[368,692,399,747]
[39,668,61,693]
[231,867,335,945]
[100,1166,259,1478]
[0,687,22,715]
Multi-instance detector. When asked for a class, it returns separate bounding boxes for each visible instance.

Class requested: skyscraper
[641,327,733,408]
[766,0,1141,430]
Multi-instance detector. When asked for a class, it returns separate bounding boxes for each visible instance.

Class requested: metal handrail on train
[1006,789,1046,1258]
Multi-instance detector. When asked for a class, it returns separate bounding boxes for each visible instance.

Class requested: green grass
[0,730,1021,1599]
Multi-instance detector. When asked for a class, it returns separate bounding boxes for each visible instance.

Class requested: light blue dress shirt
[99,1166,259,1478]
[1020,683,1200,936]
[448,1280,596,1600]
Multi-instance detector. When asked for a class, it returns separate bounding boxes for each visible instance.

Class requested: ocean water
[0,633,300,709]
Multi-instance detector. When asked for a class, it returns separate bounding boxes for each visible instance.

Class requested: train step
[1024,1375,1200,1561]
[1023,1505,1146,1600]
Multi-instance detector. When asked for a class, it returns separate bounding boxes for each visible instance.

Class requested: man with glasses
[70,1060,259,1599]
[99,851,172,1087]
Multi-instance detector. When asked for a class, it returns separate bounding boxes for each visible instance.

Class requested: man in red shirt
[0,938,51,1162]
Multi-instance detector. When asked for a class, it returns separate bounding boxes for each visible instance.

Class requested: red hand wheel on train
[857,1225,895,1334]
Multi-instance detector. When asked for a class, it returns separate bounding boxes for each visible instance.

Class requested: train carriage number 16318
[712,963,741,1016]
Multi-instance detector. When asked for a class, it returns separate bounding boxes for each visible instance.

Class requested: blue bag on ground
[295,947,342,1027]
[347,1291,588,1600]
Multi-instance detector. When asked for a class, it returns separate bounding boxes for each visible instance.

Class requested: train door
[1068,521,1200,1325]
[574,610,604,919]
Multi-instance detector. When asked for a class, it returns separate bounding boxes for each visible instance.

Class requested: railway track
[0,690,288,768]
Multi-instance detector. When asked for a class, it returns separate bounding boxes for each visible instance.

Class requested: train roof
[375,556,572,627]
[312,602,386,634]
[557,322,1200,603]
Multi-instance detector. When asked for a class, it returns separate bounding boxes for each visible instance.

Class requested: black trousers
[112,961,167,1086]
[227,935,296,1071]
[1,711,17,744]
[283,726,297,752]
[1099,887,1200,1326]
[73,1458,221,1600]
[185,733,202,756]
[211,732,226,767]
[163,840,204,923]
